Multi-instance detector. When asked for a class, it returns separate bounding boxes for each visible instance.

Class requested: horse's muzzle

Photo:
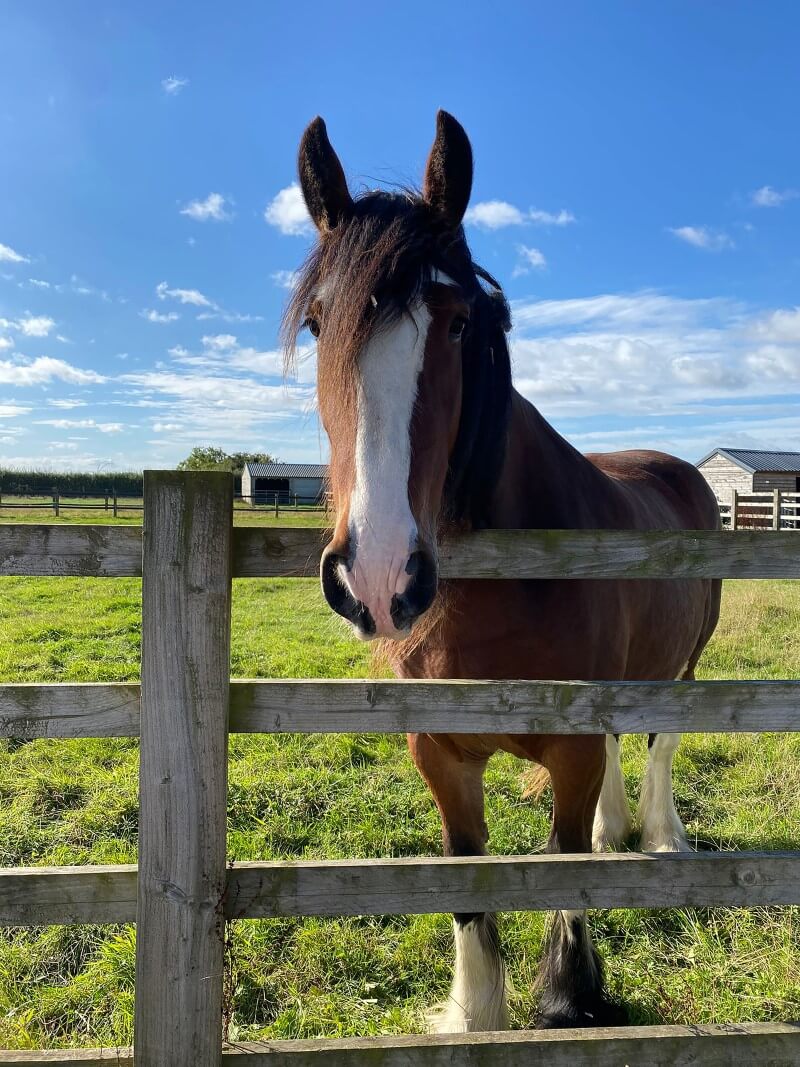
[320,543,438,640]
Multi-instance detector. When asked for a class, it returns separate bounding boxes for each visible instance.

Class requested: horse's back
[586,449,721,532]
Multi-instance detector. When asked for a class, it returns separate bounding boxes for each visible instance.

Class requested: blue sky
[1,1,799,471]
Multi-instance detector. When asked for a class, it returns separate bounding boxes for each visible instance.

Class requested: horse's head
[284,112,511,640]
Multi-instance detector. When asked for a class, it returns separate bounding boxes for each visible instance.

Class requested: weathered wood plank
[224,852,800,918]
[0,525,142,577]
[230,678,800,735]
[2,525,798,580]
[2,678,798,739]
[0,865,137,925]
[220,1023,800,1065]
[232,527,800,579]
[3,1024,799,1065]
[5,851,800,927]
[135,471,233,1067]
[0,684,140,738]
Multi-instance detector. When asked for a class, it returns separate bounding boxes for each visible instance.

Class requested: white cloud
[202,333,237,352]
[751,185,798,208]
[17,315,56,337]
[0,337,12,350]
[179,193,233,222]
[0,356,105,386]
[37,418,124,433]
[28,278,50,289]
[162,76,189,95]
[141,308,180,324]
[0,403,31,417]
[156,281,214,307]
[669,226,734,251]
[196,310,263,323]
[464,200,575,230]
[264,183,313,236]
[49,398,87,409]
[512,245,547,277]
[507,289,800,450]
[271,270,300,290]
[0,242,29,264]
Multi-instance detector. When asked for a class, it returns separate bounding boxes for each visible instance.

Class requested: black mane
[283,190,513,527]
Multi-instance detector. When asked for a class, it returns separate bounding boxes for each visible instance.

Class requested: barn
[241,462,327,505]
[696,448,800,501]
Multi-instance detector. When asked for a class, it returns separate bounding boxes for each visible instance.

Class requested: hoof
[639,826,692,853]
[537,998,628,1029]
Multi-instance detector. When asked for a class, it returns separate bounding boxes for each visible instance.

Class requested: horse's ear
[298,117,353,233]
[422,110,473,229]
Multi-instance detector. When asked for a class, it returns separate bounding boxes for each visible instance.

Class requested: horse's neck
[489,389,616,529]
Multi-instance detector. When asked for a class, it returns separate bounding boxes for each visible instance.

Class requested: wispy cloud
[48,398,88,409]
[264,183,313,236]
[0,356,105,386]
[179,192,233,222]
[507,289,800,461]
[0,242,29,264]
[512,245,547,277]
[140,308,180,324]
[162,76,189,95]
[0,314,57,337]
[271,269,300,290]
[464,200,575,230]
[669,226,734,251]
[36,418,124,433]
[154,280,261,323]
[751,185,798,208]
[156,281,214,307]
[0,403,31,418]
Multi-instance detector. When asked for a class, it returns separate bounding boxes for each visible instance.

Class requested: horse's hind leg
[592,734,633,851]
[537,736,626,1028]
[408,733,508,1034]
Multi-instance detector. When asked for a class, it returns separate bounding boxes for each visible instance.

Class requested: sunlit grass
[0,554,798,1047]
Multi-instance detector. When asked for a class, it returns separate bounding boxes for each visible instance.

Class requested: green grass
[0,551,799,1047]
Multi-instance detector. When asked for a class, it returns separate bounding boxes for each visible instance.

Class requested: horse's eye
[449,316,468,342]
[304,317,321,338]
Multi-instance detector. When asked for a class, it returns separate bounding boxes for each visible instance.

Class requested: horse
[283,110,721,1033]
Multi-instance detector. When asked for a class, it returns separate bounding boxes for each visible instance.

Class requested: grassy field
[0,517,799,1048]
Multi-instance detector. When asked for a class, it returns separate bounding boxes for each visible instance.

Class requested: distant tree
[176,447,231,472]
[227,451,277,476]
[176,447,278,475]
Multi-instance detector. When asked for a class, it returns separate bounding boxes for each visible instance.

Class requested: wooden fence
[719,489,800,530]
[1,469,800,1065]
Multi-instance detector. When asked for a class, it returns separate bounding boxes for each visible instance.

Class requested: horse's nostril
[320,550,375,636]
[391,548,438,631]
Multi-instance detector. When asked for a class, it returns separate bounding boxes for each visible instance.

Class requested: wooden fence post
[135,470,233,1067]
[274,493,279,519]
[53,487,59,517]
[113,490,118,518]
[731,489,739,531]
[773,489,781,531]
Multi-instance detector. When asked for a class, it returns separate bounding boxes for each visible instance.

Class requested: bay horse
[284,111,721,1032]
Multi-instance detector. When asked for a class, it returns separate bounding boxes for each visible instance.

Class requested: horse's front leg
[536,735,627,1028]
[408,732,508,1034]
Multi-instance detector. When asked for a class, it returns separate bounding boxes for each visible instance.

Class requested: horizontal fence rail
[2,1023,800,1066]
[3,524,800,579]
[3,851,800,926]
[2,679,800,739]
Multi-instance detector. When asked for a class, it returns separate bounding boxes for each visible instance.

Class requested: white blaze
[342,301,432,635]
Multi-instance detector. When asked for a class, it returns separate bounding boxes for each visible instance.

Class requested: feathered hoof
[536,997,628,1029]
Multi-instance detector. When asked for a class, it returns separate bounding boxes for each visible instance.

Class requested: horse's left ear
[422,110,473,229]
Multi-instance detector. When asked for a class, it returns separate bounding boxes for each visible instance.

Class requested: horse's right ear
[298,117,353,234]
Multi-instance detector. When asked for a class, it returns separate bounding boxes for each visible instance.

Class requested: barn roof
[697,448,800,474]
[245,462,327,478]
